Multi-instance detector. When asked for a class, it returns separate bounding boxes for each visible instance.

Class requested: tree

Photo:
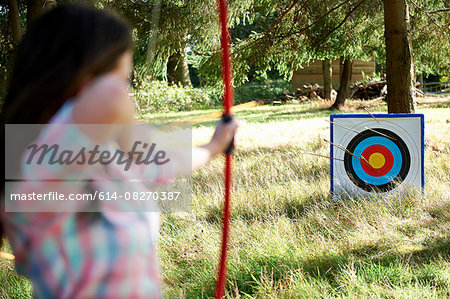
[203,0,446,111]
[1,0,56,95]
[167,50,191,86]
[322,59,333,100]
[7,0,21,44]
[383,0,415,113]
[107,0,253,87]
[207,0,383,107]
[93,0,450,101]
[1,0,447,103]
[331,58,352,109]
[409,0,450,83]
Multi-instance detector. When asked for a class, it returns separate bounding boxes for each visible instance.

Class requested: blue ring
[351,136,402,185]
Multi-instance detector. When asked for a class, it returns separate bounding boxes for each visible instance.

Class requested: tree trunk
[27,0,56,27]
[167,49,192,87]
[383,0,415,113]
[418,73,424,92]
[8,0,22,45]
[322,59,332,99]
[331,58,352,110]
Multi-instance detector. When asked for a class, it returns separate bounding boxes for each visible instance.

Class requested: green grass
[0,242,33,298]
[156,96,450,298]
[1,96,449,298]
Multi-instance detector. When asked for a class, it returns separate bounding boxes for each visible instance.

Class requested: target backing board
[330,114,424,196]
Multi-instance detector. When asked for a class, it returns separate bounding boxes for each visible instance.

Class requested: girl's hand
[206,117,239,157]
[190,117,239,172]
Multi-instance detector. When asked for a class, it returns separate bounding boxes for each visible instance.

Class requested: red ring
[360,144,394,177]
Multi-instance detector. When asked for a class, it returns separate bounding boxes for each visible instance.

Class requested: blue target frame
[330,113,424,195]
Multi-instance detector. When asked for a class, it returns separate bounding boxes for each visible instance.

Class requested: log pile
[257,84,338,105]
[257,80,425,106]
[350,80,425,100]
[350,80,387,100]
[294,84,322,100]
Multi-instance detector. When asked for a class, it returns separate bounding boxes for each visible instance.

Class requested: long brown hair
[0,3,132,246]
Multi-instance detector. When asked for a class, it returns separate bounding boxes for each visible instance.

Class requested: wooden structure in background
[292,58,375,90]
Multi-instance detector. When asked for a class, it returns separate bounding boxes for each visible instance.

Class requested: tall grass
[1,96,449,298]
[155,97,449,298]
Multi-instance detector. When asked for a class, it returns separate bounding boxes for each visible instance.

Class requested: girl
[0,3,237,298]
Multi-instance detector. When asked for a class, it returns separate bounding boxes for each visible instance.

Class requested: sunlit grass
[158,96,450,298]
[1,96,449,298]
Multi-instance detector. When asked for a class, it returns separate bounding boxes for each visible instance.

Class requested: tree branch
[428,8,450,13]
[409,0,446,33]
[264,0,361,42]
[262,0,300,38]
[233,0,304,47]
[312,0,367,47]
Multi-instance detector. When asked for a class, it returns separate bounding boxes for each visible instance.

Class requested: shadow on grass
[177,232,449,298]
[350,235,450,265]
[417,97,450,109]
[223,234,450,298]
[190,190,450,297]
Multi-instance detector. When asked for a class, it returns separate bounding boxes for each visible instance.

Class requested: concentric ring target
[343,128,411,192]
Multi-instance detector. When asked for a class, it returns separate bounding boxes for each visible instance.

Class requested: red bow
[214,0,234,298]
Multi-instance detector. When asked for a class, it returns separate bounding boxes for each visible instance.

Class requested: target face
[330,114,424,195]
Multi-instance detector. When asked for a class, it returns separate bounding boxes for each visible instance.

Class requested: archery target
[330,114,424,195]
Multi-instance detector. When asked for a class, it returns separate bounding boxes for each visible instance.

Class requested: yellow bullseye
[368,153,385,169]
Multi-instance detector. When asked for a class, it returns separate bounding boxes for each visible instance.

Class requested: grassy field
[1,96,449,298]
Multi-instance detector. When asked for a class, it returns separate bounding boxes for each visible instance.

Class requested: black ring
[343,128,410,193]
